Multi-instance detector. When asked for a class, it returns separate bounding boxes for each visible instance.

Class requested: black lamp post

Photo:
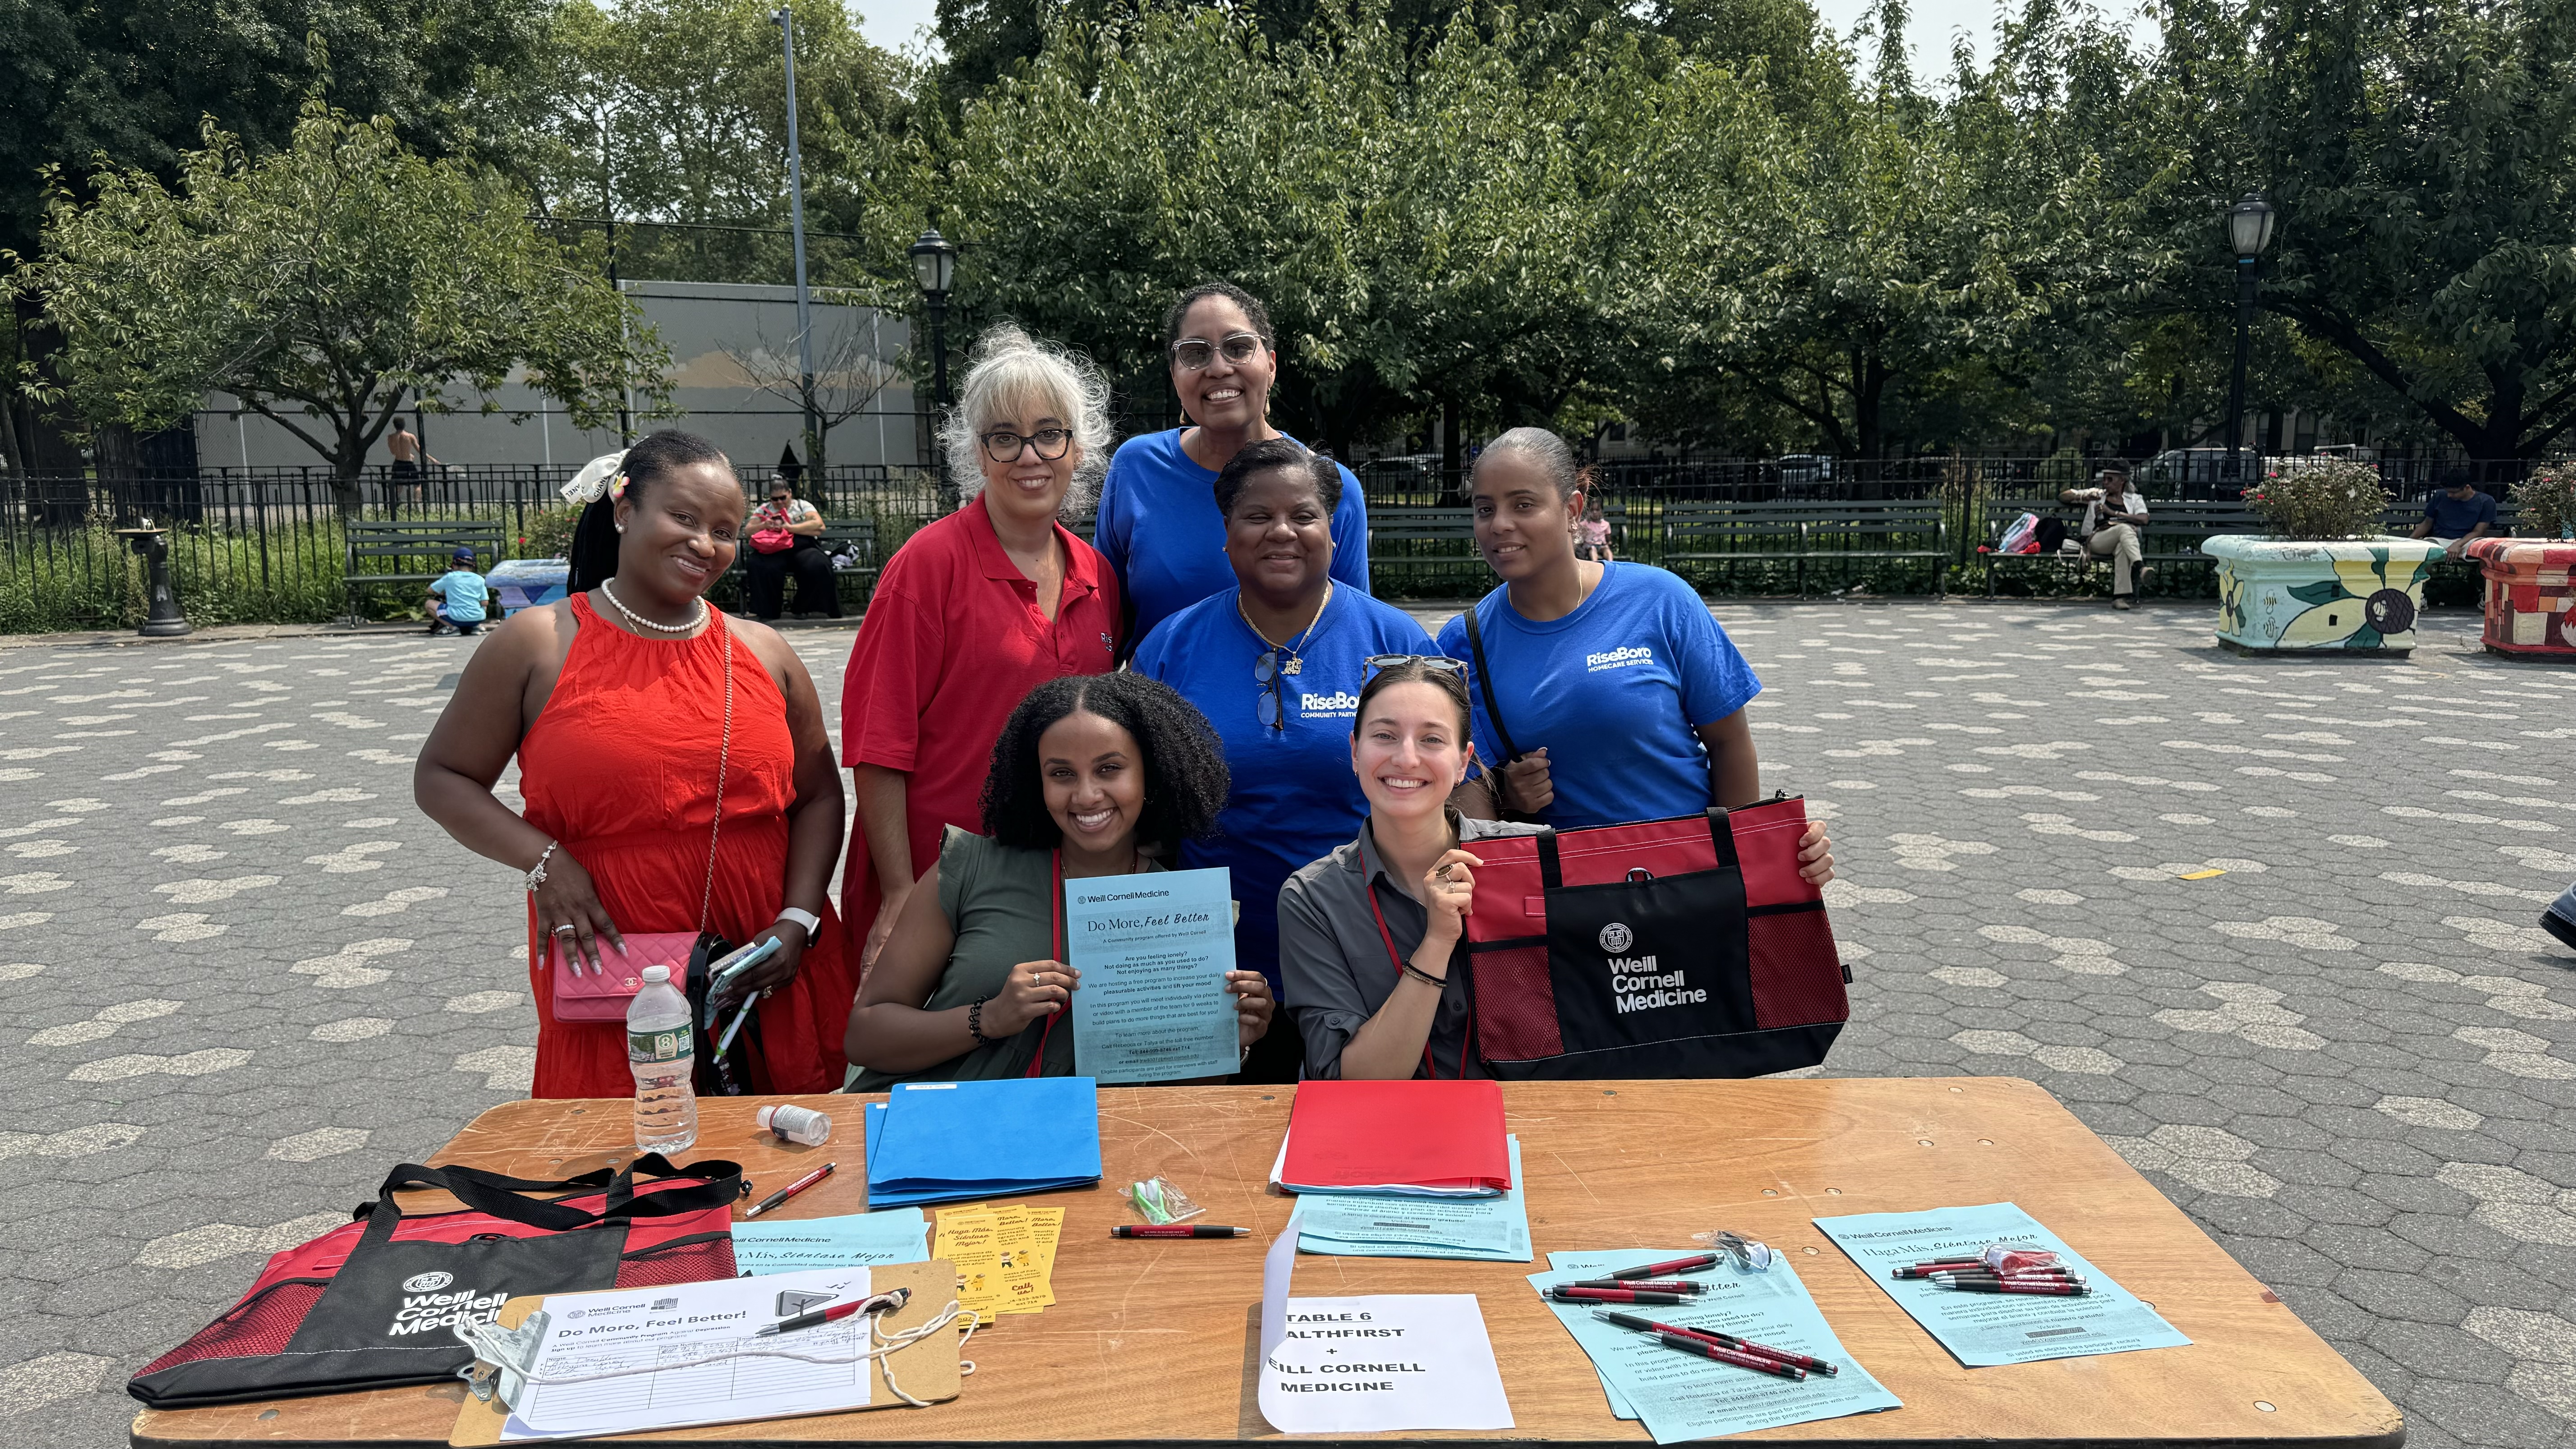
[909,227,957,416]
[2223,193,2277,484]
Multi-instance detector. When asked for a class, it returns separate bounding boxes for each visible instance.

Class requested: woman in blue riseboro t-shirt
[1433,428,1833,879]
[1132,439,1432,1083]
[1094,282,1371,645]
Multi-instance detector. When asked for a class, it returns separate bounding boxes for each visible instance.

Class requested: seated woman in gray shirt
[846,673,1274,1086]
[1278,658,1539,1079]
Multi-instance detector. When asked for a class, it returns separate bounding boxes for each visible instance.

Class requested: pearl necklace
[599,579,708,635]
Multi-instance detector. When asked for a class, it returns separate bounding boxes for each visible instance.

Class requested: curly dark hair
[980,674,1231,854]
[1214,436,1342,518]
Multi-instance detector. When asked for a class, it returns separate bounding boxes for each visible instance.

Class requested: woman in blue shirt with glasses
[1132,438,1430,1081]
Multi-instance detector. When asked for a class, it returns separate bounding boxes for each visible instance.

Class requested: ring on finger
[553,924,579,936]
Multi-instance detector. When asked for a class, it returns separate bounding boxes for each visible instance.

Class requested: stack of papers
[933,1202,1065,1319]
[863,1077,1104,1209]
[732,1209,929,1275]
[1272,1079,1510,1197]
[1812,1201,2191,1366]
[1296,1136,1531,1262]
[1529,1250,1898,1444]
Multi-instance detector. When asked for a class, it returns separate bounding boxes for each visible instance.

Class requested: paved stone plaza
[0,601,2571,1447]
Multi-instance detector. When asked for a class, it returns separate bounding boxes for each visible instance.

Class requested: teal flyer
[732,1208,928,1274]
[1065,867,1240,1083]
[1812,1201,2191,1366]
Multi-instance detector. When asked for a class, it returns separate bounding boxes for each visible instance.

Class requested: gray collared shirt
[1278,817,1540,1079]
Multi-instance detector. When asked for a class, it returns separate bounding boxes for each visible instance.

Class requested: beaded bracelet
[967,994,999,1046]
[1399,959,1450,990]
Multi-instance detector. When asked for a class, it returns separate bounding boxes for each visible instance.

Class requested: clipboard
[449,1258,964,1446]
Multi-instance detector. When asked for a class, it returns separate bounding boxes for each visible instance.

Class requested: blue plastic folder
[863,1077,1103,1210]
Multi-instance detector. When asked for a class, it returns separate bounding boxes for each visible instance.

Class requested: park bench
[1665,500,1947,597]
[1366,506,1479,573]
[727,517,881,610]
[344,520,505,624]
[1979,499,2263,596]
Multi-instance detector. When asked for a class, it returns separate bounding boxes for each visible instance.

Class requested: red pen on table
[744,1161,834,1219]
[1592,1311,1840,1376]
[1656,1331,1806,1380]
[1890,1260,1989,1279]
[1551,1286,1692,1305]
[1567,1279,1706,1294]
[1111,1224,1250,1238]
[1609,1253,1722,1280]
[1934,1279,2090,1296]
[756,1299,863,1337]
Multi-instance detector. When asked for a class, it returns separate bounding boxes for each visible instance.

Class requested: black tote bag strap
[1461,604,1522,763]
[1704,805,1740,870]
[1535,828,1563,890]
[603,1155,746,1219]
[365,1163,616,1237]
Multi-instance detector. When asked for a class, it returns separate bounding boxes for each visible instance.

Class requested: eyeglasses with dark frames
[1170,332,1265,372]
[981,427,1074,463]
[1363,655,1467,677]
[1254,649,1296,730]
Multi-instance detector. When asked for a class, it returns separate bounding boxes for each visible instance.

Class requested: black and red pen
[1933,1279,2090,1296]
[756,1300,864,1337]
[1551,1286,1693,1305]
[1609,1253,1722,1280]
[1593,1311,1840,1375]
[745,1162,834,1219]
[1567,1279,1705,1294]
[1111,1224,1250,1238]
[1655,1330,1806,1380]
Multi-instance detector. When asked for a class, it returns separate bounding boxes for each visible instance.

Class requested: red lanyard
[1024,851,1066,1078]
[1366,881,1474,1080]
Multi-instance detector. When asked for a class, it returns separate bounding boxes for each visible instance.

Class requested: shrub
[2510,463,2576,540]
[2242,460,2392,541]
[516,506,582,560]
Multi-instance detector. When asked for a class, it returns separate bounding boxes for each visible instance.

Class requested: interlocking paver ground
[1,601,2571,1447]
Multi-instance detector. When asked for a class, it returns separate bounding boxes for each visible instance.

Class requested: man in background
[2060,465,2154,610]
[2411,470,2498,558]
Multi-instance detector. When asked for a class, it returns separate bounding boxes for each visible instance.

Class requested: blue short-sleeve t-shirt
[430,569,488,622]
[1433,563,1760,829]
[2423,489,2498,538]
[1132,585,1431,989]
[1096,429,1372,643]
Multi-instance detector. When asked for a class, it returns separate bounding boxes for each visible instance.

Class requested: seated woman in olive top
[845,673,1274,1086]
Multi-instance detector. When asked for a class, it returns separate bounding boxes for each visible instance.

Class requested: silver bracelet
[525,841,558,892]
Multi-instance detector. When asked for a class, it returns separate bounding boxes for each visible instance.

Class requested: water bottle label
[629,1028,693,1064]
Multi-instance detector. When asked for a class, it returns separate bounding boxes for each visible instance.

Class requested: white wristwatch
[773,906,821,943]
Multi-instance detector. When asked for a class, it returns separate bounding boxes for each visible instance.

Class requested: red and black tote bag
[129,1154,741,1408]
[1461,796,1848,1078]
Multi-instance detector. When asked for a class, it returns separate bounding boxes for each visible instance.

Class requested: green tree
[2139,0,2576,460]
[19,103,671,507]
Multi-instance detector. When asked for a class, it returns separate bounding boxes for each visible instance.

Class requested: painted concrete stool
[2204,535,2444,656]
[2464,537,2576,658]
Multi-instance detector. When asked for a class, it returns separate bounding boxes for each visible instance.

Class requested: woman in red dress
[416,430,854,1096]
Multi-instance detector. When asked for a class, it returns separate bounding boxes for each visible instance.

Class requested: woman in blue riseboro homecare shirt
[1132,438,1433,1083]
[1434,428,1834,872]
[1094,282,1371,644]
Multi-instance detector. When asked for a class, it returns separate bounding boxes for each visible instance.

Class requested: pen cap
[757,1104,832,1147]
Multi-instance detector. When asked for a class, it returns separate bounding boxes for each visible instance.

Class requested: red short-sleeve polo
[838,496,1121,948]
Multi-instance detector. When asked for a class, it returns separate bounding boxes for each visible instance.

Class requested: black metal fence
[1,452,2541,632]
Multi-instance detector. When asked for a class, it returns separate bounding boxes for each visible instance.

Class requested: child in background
[426,549,488,636]
[1576,498,1615,562]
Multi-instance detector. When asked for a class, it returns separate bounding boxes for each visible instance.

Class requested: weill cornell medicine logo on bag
[386,1273,508,1337]
[1599,919,1709,1014]
[1585,645,1653,672]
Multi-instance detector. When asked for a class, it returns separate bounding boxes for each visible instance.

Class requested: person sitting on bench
[2061,465,2153,610]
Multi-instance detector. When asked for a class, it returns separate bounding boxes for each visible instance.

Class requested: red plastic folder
[1275,1080,1513,1196]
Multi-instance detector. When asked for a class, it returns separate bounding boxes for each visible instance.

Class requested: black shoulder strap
[1461,603,1521,764]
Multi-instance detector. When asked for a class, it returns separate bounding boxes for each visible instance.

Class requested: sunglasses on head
[1363,655,1467,677]
[1171,332,1265,372]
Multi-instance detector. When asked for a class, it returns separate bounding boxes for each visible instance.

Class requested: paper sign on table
[732,1209,928,1275]
[1812,1201,2190,1366]
[1297,1136,1530,1262]
[1531,1250,1897,1442]
[1065,867,1241,1083]
[1255,1200,1515,1433]
[932,1209,1005,1320]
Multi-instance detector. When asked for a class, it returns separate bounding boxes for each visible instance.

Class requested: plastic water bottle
[627,965,697,1154]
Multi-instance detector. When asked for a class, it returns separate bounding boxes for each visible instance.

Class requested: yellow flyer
[1027,1206,1064,1307]
[994,1205,1048,1315]
[933,1209,1004,1319]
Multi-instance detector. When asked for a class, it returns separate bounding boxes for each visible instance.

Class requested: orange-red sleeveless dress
[517,595,856,1097]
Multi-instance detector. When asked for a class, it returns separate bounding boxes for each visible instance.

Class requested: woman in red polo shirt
[842,324,1124,974]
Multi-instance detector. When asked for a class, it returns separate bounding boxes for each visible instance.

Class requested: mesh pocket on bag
[1747,908,1847,1028]
[614,1234,736,1288]
[135,1280,327,1376]
[1471,944,1564,1063]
